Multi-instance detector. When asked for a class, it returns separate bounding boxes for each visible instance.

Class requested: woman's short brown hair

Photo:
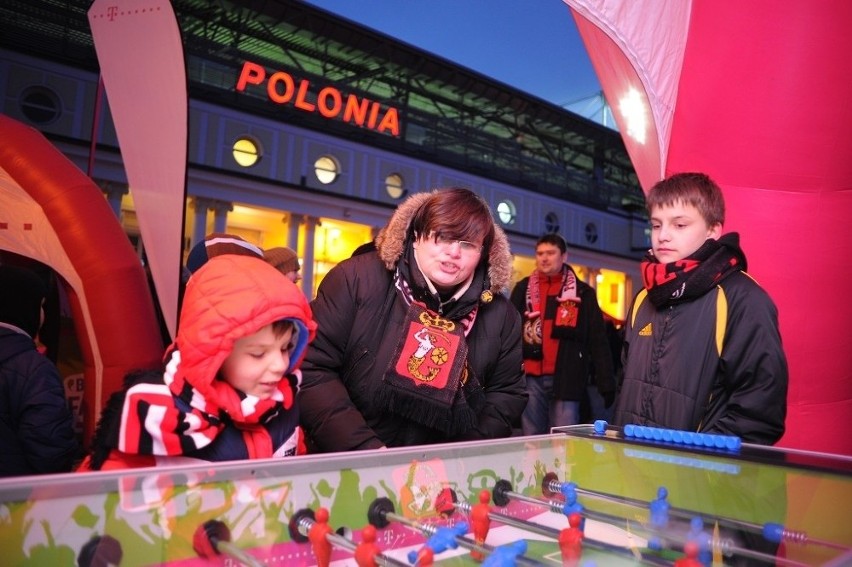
[409,187,495,251]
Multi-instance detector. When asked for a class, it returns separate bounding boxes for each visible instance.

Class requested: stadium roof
[1,0,645,213]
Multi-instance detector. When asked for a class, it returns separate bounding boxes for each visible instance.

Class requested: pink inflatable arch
[0,115,164,444]
[566,0,852,454]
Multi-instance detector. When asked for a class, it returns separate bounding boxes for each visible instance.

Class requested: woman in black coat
[299,188,527,451]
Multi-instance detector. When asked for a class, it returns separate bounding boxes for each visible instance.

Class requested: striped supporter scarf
[118,348,297,459]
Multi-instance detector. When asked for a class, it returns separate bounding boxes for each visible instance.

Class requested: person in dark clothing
[0,264,80,476]
[510,233,615,434]
[581,317,625,423]
[613,172,788,444]
[299,187,527,451]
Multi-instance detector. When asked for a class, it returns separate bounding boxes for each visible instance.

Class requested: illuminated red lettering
[236,61,266,92]
[267,71,295,103]
[377,108,400,136]
[236,60,400,136]
[318,87,342,118]
[344,96,369,125]
[367,102,380,129]
[295,80,315,111]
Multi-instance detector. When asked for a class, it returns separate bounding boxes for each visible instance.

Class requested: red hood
[168,254,316,419]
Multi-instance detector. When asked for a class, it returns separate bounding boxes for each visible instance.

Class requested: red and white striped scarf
[118,348,298,458]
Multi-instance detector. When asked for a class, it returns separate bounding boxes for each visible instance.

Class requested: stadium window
[385,173,406,199]
[544,212,560,234]
[585,222,599,244]
[497,199,516,226]
[20,86,61,125]
[314,155,340,184]
[232,136,261,167]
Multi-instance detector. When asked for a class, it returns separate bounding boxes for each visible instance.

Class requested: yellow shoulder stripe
[631,288,648,328]
[715,285,727,356]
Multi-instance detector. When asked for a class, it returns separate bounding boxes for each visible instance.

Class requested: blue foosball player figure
[561,482,585,520]
[650,486,670,529]
[482,540,527,567]
[686,517,712,566]
[648,486,671,550]
[407,522,468,566]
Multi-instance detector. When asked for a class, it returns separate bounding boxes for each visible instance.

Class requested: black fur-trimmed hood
[373,190,514,293]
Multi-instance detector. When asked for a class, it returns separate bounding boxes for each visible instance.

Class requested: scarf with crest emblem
[377,246,487,435]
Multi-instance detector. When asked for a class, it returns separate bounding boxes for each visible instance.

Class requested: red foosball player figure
[558,512,584,566]
[674,541,703,567]
[471,489,492,561]
[354,524,383,567]
[408,545,435,566]
[308,507,333,567]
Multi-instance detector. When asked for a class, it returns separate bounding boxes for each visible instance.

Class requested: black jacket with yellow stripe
[612,270,788,444]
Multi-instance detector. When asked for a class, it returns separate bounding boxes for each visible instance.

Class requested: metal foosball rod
[494,477,634,529]
[542,471,849,553]
[448,487,670,566]
[494,479,812,567]
[367,496,544,566]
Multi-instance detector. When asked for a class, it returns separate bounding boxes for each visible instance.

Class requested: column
[211,200,233,233]
[587,267,600,288]
[103,182,128,219]
[191,197,213,249]
[301,215,320,297]
[288,213,303,251]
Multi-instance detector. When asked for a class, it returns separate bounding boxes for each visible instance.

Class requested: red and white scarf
[523,265,581,344]
[118,348,298,458]
[376,270,484,435]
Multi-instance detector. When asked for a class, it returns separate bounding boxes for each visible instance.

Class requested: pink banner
[88,0,188,339]
[565,0,852,455]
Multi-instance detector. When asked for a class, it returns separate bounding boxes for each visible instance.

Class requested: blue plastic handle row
[594,420,742,451]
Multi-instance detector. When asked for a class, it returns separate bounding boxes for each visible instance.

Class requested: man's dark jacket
[0,327,79,476]
[613,271,787,444]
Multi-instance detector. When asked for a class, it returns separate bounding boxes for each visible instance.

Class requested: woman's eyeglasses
[433,233,483,253]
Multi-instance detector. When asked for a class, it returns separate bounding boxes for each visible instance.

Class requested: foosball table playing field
[1,422,850,566]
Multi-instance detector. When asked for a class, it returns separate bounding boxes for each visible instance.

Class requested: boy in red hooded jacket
[79,254,316,470]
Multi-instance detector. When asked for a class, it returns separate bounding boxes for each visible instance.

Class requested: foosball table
[1,423,849,566]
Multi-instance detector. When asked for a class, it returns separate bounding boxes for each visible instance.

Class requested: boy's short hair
[646,172,725,227]
[536,233,567,254]
[271,319,294,337]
